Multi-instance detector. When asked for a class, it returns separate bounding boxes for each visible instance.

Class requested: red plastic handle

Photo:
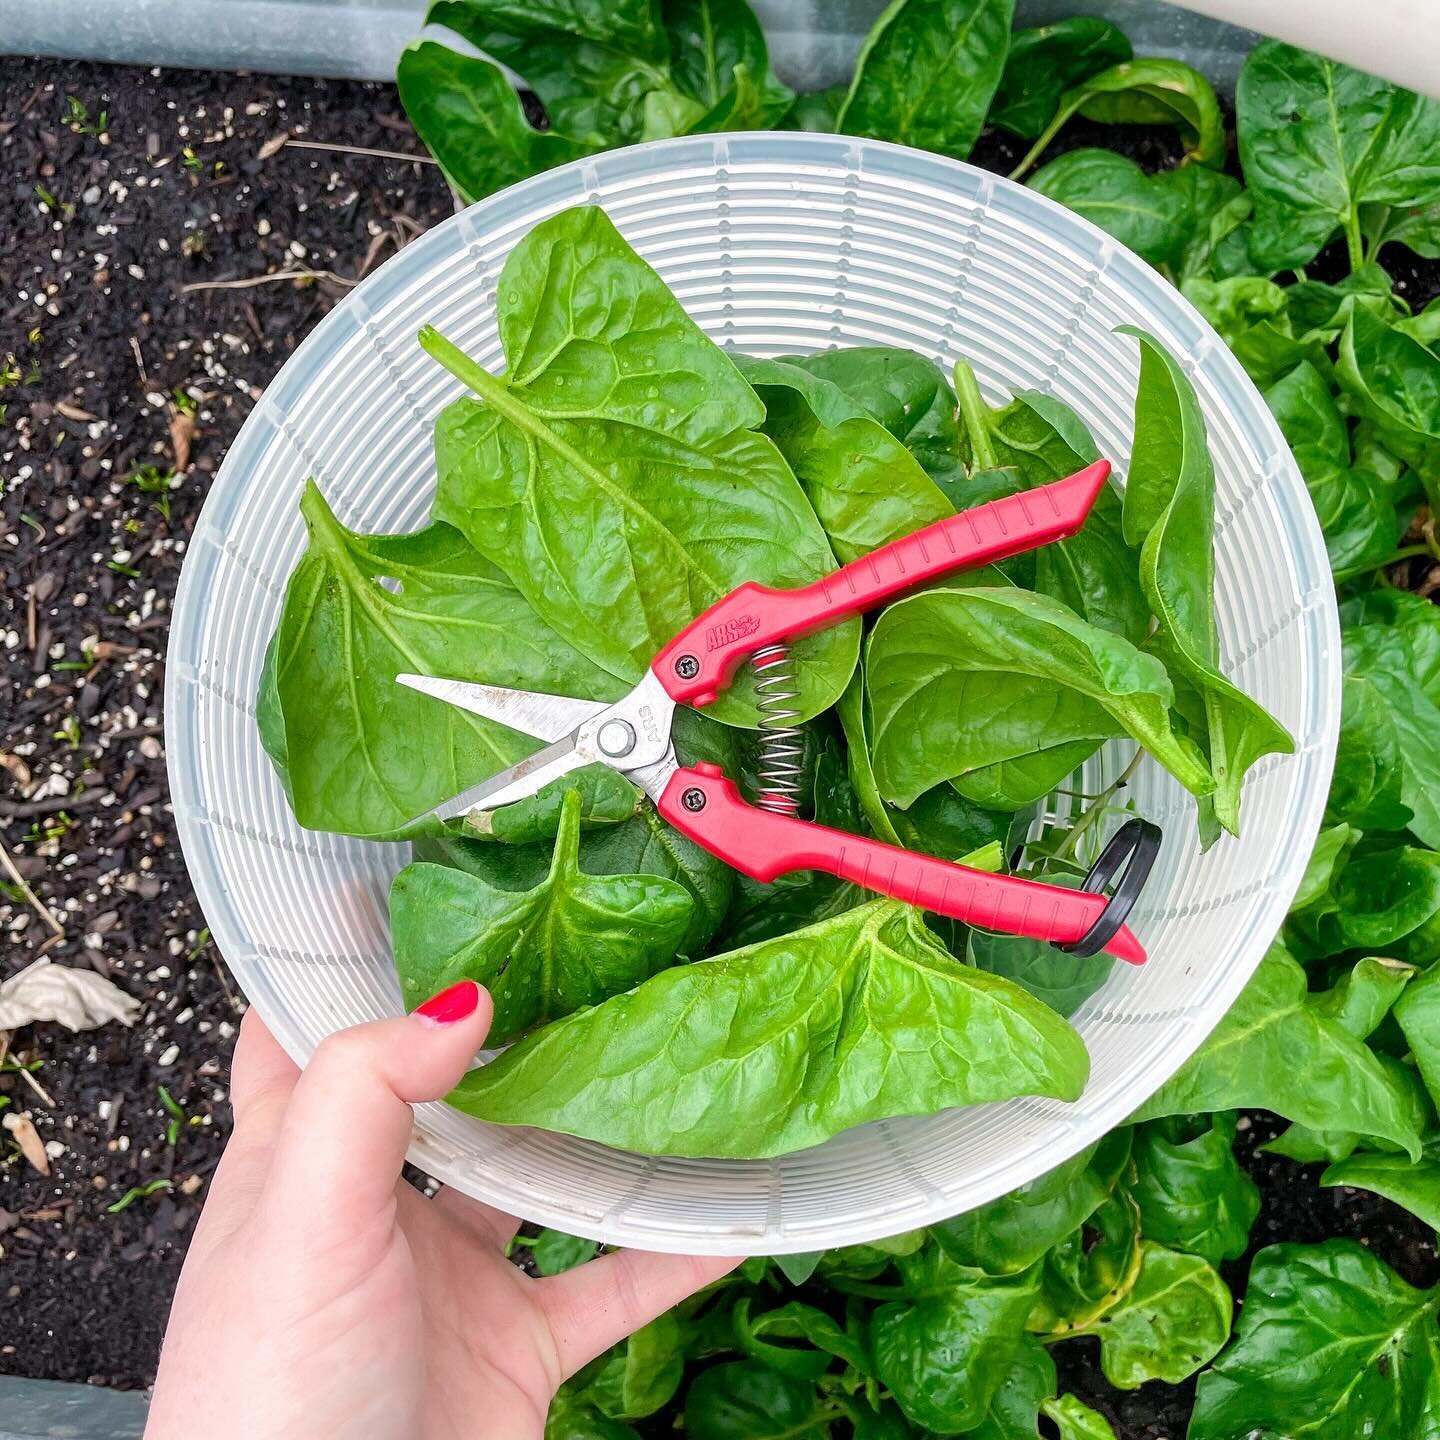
[658,764,1146,965]
[652,460,1112,707]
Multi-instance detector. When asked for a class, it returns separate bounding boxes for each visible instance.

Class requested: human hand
[145,982,737,1440]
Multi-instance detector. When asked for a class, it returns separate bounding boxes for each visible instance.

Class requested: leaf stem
[952,362,997,470]
[1343,207,1365,273]
[1052,748,1145,863]
[1375,542,1435,569]
[1008,97,1082,182]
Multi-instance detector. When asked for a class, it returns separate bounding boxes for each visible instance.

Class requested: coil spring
[752,644,805,816]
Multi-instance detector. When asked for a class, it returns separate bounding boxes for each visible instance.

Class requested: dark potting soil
[2,53,1438,1437]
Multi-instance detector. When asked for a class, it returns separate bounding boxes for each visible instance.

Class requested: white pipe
[1166,0,1440,99]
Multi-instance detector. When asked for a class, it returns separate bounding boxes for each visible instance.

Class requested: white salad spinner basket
[166,134,1340,1253]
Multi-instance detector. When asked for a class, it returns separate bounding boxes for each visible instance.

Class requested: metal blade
[396,673,609,743]
[421,734,592,825]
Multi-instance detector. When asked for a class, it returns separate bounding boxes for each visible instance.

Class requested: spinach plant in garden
[264,0,1440,1430]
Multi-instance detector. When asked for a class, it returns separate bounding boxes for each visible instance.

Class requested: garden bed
[2,50,1438,1438]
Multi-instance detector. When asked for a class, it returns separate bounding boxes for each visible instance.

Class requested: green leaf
[545,1391,642,1440]
[1041,1395,1117,1440]
[967,915,1114,1020]
[396,40,588,205]
[1291,821,1360,912]
[1332,666,1416,838]
[990,18,1131,140]
[664,0,792,122]
[734,354,954,563]
[1017,58,1223,179]
[427,207,859,727]
[1068,1243,1231,1389]
[930,1141,1110,1275]
[1343,617,1440,849]
[1338,304,1440,468]
[871,1264,1039,1433]
[1132,945,1427,1159]
[530,1227,598,1275]
[1190,1241,1440,1439]
[1237,40,1440,269]
[1127,1114,1260,1267]
[963,1337,1057,1440]
[391,792,692,1044]
[259,490,621,839]
[779,85,847,133]
[1028,150,1192,269]
[964,387,1148,644]
[1322,1143,1440,1230]
[772,1252,824,1287]
[1029,1191,1140,1337]
[581,1313,685,1420]
[425,0,691,149]
[864,586,1214,810]
[836,0,1015,161]
[734,1298,870,1382]
[1183,275,1290,351]
[1119,326,1293,835]
[1291,844,1440,964]
[1264,361,1403,580]
[1395,962,1440,1112]
[684,1362,833,1440]
[449,898,1089,1157]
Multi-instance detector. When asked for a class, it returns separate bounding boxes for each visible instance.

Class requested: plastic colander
[165,133,1340,1254]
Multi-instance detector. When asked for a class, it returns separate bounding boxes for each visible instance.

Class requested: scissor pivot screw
[596,720,636,758]
[674,655,700,679]
[681,788,707,812]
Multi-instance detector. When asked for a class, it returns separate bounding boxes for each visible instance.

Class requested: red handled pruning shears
[400,460,1156,964]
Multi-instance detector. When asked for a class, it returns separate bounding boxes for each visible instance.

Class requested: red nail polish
[414,980,481,1025]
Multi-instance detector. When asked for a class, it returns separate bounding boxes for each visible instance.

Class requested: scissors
[399,459,1159,964]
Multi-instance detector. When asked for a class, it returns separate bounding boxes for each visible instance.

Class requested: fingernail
[413,980,481,1026]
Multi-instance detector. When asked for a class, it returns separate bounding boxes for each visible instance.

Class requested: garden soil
[2,55,1437,1436]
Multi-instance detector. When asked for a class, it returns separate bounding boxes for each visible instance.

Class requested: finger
[430,1184,522,1251]
[540,1249,741,1376]
[228,1007,301,1145]
[259,981,493,1225]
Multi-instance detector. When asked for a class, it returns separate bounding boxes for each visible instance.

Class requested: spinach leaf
[683,1362,833,1439]
[991,18,1131,140]
[528,1227,598,1275]
[961,384,1149,643]
[836,0,1015,161]
[1338,305,1440,472]
[785,347,970,502]
[578,1313,685,1420]
[1322,1142,1440,1231]
[1394,961,1440,1111]
[1131,945,1427,1159]
[396,40,590,205]
[1264,361,1403,580]
[1331,676,1417,835]
[259,487,625,839]
[733,1298,870,1381]
[1041,1395,1118,1440]
[863,586,1213,810]
[1015,59,1223,179]
[1063,1242,1232,1388]
[390,790,693,1043]
[545,1391,642,1440]
[968,916,1114,1020]
[963,1337,1057,1440]
[734,354,953,562]
[930,1140,1111,1274]
[1237,39,1440,270]
[424,0,701,149]
[1029,150,1191,270]
[1127,1114,1260,1267]
[1290,821,1360,912]
[449,898,1089,1157]
[772,1253,825,1288]
[871,1263,1039,1433]
[663,0,792,124]
[1189,1241,1440,1440]
[1289,844,1440,964]
[427,206,859,727]
[1171,168,1250,284]
[1029,1191,1139,1337]
[779,85,847,133]
[1120,327,1293,836]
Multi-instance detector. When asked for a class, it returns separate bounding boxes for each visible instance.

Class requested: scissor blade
[423,734,592,825]
[396,673,609,744]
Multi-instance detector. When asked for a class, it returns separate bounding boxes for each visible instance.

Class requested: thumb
[258,980,492,1224]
